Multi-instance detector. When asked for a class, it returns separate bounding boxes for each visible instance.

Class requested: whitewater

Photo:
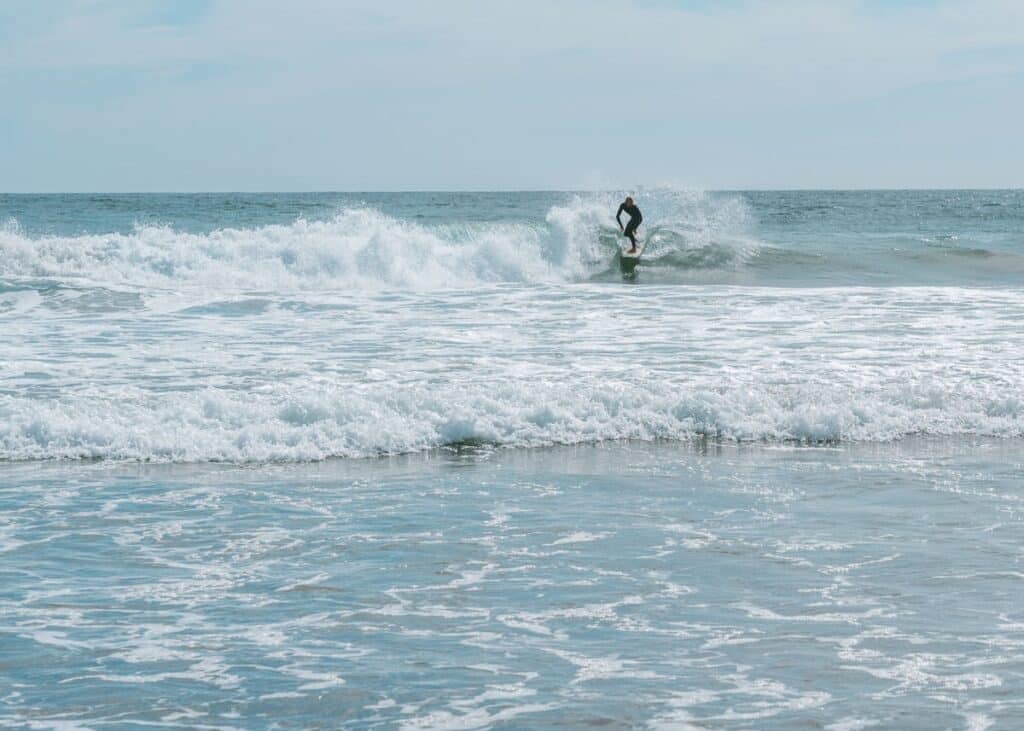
[2,189,1023,462]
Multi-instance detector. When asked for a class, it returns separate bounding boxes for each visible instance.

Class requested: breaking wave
[2,376,1022,462]
[0,191,759,291]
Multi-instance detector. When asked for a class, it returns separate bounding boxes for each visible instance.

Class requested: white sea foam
[0,208,548,290]
[550,531,609,545]
[1,369,1021,462]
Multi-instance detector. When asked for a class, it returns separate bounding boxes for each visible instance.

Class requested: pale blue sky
[2,0,1023,191]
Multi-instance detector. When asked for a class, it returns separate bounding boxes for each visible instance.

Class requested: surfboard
[619,244,645,277]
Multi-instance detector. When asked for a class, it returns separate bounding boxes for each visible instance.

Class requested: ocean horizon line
[3,186,1024,196]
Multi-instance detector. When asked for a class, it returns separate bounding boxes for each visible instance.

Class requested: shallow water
[2,440,1022,729]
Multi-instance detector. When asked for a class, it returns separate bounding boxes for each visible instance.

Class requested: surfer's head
[624,196,633,206]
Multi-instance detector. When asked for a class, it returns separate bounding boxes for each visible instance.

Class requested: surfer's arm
[616,204,625,230]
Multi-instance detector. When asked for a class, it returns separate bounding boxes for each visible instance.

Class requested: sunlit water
[2,190,1023,728]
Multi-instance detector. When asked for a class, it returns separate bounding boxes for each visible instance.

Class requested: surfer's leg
[624,222,638,251]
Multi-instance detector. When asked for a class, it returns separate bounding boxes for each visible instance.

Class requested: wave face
[2,190,1024,462]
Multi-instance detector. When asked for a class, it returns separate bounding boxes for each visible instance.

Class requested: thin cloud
[3,0,1024,190]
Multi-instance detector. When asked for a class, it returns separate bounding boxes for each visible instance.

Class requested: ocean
[2,190,1023,728]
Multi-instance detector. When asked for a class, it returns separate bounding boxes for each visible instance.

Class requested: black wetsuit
[616,202,642,247]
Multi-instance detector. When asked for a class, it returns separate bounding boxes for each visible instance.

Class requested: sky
[2,0,1024,191]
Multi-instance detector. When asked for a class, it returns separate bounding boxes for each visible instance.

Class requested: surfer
[616,196,643,253]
